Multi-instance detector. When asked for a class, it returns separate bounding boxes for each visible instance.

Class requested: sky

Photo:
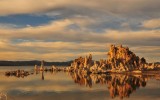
[0,0,159,62]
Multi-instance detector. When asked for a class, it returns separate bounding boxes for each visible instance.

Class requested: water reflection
[41,71,44,80]
[68,72,149,99]
[3,69,160,99]
[107,75,146,99]
[30,71,152,99]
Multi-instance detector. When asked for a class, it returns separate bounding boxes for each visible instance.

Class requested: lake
[0,66,160,100]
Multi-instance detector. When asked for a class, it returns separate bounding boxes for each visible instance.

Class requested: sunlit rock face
[69,54,94,73]
[68,44,159,73]
[106,44,146,71]
[106,44,160,71]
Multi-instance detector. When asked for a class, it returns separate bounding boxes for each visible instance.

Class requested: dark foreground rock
[34,65,63,72]
[5,70,30,78]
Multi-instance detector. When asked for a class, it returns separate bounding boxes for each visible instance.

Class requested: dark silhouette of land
[0,60,72,66]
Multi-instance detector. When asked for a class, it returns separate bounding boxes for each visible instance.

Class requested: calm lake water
[0,66,160,100]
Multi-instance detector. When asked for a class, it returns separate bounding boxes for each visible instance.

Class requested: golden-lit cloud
[142,18,160,29]
[0,18,159,43]
[0,0,159,62]
[0,52,72,61]
[0,0,159,16]
[0,17,159,62]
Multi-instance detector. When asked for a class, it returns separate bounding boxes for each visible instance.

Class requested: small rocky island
[5,70,30,78]
[65,44,160,74]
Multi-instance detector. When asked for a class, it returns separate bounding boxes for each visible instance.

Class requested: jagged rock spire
[107,44,146,71]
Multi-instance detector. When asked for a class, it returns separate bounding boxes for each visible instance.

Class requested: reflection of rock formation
[68,72,147,99]
[106,74,146,99]
[41,72,44,80]
[34,69,60,80]
[69,72,92,88]
[0,92,7,100]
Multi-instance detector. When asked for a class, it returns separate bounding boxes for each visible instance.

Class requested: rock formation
[5,70,30,78]
[34,60,62,72]
[106,44,146,72]
[34,60,45,71]
[106,44,159,72]
[40,60,45,71]
[67,54,94,74]
[66,44,159,73]
[71,54,93,69]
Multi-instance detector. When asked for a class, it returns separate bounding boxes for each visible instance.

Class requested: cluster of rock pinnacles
[69,44,158,73]
[4,44,159,99]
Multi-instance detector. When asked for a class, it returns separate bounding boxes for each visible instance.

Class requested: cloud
[142,18,160,29]
[0,0,159,62]
[0,18,159,62]
[0,18,159,46]
[0,18,159,42]
[0,51,107,61]
[0,0,159,17]
[0,38,108,61]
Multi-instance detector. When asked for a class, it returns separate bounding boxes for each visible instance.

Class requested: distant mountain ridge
[0,60,72,66]
[0,60,159,66]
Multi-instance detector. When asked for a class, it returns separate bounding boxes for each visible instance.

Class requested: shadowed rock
[34,60,63,72]
[5,70,30,78]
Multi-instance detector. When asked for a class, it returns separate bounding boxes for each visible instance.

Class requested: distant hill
[154,62,160,65]
[0,60,72,66]
[0,60,159,66]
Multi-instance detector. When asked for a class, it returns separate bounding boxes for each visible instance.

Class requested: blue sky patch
[0,14,59,27]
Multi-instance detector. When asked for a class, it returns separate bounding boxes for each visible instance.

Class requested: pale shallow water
[0,66,160,100]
